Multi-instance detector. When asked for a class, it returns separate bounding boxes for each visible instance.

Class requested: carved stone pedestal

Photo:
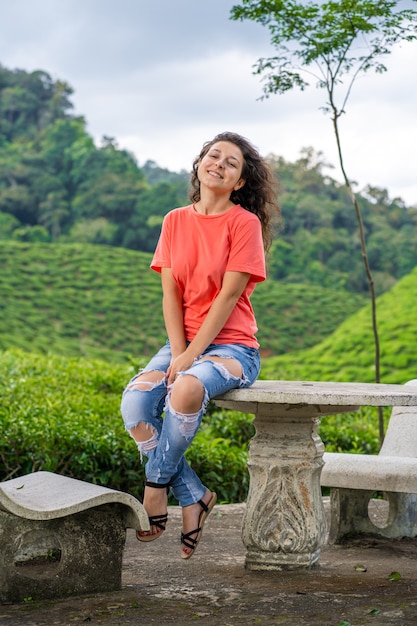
[241,408,326,570]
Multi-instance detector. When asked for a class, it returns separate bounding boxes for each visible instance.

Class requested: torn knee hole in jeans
[131,423,159,459]
[200,357,242,381]
[166,396,201,439]
[215,361,238,380]
[127,370,165,391]
[210,357,251,386]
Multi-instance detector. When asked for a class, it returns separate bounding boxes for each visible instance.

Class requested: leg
[120,354,225,542]
[171,344,260,558]
[165,355,244,558]
[120,346,172,539]
[127,370,166,451]
[122,342,259,506]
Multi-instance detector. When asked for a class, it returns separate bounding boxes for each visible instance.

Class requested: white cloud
[1,0,416,205]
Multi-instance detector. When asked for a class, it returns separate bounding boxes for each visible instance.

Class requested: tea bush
[0,241,366,363]
[0,349,390,503]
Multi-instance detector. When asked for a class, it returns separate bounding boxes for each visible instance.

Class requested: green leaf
[354,563,367,572]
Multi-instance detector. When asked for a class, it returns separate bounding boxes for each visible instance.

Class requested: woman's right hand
[166,352,197,385]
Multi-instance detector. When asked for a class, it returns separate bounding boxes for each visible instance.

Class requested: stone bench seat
[0,471,149,603]
[0,470,149,528]
[321,453,417,494]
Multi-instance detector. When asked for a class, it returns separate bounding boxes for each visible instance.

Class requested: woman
[121,131,279,559]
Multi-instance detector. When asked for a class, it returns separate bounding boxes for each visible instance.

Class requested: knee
[170,374,205,414]
[120,388,150,429]
[130,422,159,454]
[120,371,165,429]
[121,391,160,455]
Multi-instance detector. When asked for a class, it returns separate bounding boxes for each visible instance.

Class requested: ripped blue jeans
[120,341,260,507]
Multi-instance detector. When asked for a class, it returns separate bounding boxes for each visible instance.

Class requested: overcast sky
[1,0,416,205]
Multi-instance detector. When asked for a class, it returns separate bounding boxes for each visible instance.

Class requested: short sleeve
[150,213,171,273]
[226,212,266,283]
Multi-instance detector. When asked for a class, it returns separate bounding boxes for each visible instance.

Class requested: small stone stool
[0,471,149,603]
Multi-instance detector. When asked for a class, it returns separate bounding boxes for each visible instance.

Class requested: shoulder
[229,205,261,230]
[164,205,192,219]
[160,205,192,230]
[232,204,260,222]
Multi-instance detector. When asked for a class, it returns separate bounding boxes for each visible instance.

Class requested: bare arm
[167,270,250,383]
[161,267,187,359]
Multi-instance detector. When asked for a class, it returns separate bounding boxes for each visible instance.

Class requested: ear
[234,178,245,191]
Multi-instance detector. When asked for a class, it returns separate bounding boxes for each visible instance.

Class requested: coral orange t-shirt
[151,204,266,348]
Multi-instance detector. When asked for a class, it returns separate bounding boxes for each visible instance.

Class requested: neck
[194,192,234,215]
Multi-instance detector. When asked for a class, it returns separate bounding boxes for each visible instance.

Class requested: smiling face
[197,141,246,196]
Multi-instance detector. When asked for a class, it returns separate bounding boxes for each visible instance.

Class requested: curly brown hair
[189,131,280,251]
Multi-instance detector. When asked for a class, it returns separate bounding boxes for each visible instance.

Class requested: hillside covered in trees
[1,64,417,297]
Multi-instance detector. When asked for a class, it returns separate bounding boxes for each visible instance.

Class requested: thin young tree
[231,0,417,442]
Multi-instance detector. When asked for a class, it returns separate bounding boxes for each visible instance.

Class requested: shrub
[0,349,390,504]
[0,350,254,502]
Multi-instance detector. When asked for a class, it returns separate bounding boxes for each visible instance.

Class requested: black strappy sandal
[137,480,170,543]
[181,492,217,559]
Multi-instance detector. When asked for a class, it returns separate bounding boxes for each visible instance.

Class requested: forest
[1,64,417,297]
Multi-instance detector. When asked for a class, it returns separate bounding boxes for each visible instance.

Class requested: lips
[207,170,222,179]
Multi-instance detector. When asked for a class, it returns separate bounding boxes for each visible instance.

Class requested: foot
[137,483,168,542]
[181,490,217,559]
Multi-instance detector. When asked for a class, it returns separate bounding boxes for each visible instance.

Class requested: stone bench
[321,379,417,543]
[0,471,149,603]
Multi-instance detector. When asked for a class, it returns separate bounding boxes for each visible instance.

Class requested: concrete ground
[1,499,417,626]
